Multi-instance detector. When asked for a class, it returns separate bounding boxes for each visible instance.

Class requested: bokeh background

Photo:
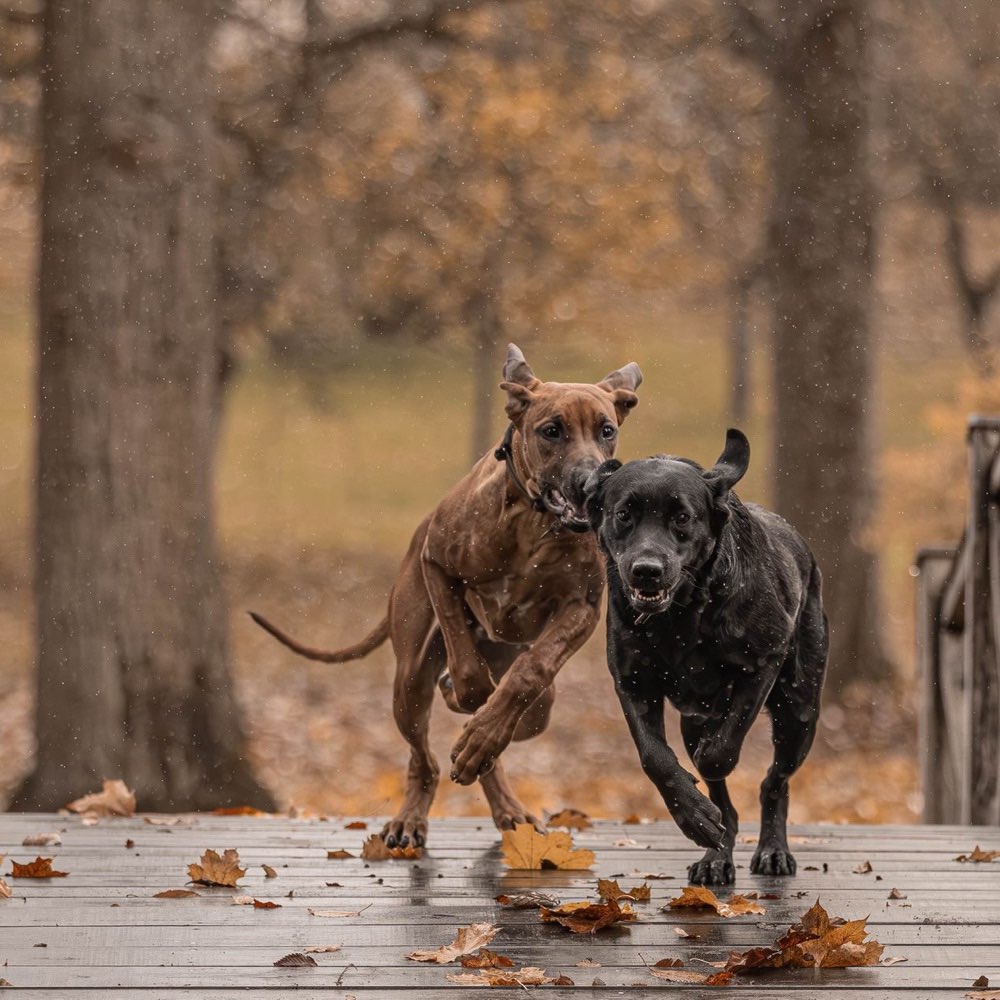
[1,0,999,824]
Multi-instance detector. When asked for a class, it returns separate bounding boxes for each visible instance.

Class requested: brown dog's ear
[499,381,535,422]
[503,343,541,389]
[598,362,642,424]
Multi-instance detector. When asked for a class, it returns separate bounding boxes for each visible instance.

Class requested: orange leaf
[326,849,354,859]
[212,806,267,816]
[598,878,651,903]
[66,779,136,818]
[548,808,592,830]
[446,966,556,986]
[407,922,500,963]
[956,846,1000,863]
[262,864,277,878]
[665,885,764,917]
[10,857,69,878]
[153,889,200,899]
[500,823,594,870]
[461,949,516,969]
[361,835,422,860]
[253,899,281,909]
[187,849,245,887]
[540,897,637,934]
[0,877,10,899]
[344,821,368,830]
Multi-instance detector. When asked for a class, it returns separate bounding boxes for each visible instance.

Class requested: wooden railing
[916,415,1000,824]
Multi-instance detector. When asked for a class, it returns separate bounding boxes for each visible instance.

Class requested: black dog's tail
[248,611,390,663]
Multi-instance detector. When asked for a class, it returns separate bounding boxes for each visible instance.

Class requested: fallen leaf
[548,808,592,830]
[262,864,277,878]
[274,953,317,967]
[500,823,594,870]
[327,849,355,859]
[650,968,710,983]
[623,814,642,824]
[187,849,245,887]
[665,886,764,917]
[143,815,189,826]
[725,899,884,972]
[630,870,674,880]
[302,945,342,953]
[956,846,1000,863]
[461,949,516,969]
[10,857,69,878]
[654,958,684,968]
[154,889,201,899]
[973,976,990,988]
[344,821,368,830]
[254,899,281,909]
[881,955,908,966]
[540,896,637,934]
[22,833,61,847]
[308,905,371,917]
[612,836,640,847]
[576,959,601,967]
[0,979,11,987]
[598,878,651,903]
[446,966,556,986]
[407,922,499,963]
[0,878,10,899]
[887,888,906,900]
[852,860,874,874]
[361,835,422,860]
[706,971,735,985]
[125,839,135,849]
[496,891,560,909]
[67,779,136,818]
[968,992,1000,1000]
[673,927,700,939]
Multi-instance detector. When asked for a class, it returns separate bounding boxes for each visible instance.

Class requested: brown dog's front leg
[449,598,598,785]
[420,551,495,713]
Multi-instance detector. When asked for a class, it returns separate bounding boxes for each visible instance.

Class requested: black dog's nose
[631,560,664,586]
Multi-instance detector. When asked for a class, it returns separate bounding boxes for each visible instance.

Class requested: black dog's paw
[750,845,796,876]
[673,794,727,851]
[688,852,735,886]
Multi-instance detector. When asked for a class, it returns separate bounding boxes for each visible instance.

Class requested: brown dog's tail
[248,611,390,663]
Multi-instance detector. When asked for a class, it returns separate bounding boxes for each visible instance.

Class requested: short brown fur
[252,345,641,846]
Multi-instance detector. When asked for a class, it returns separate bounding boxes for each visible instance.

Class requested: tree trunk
[13,0,274,810]
[765,3,892,689]
[467,290,505,464]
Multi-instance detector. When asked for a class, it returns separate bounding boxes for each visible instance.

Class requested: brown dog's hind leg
[479,761,544,833]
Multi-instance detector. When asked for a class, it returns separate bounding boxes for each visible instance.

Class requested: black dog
[585,429,827,885]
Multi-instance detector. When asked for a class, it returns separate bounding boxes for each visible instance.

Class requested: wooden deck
[1,813,999,997]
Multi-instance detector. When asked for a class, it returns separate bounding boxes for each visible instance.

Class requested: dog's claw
[688,853,735,886]
[750,846,797,876]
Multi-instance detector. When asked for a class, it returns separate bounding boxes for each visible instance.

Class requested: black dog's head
[585,429,750,616]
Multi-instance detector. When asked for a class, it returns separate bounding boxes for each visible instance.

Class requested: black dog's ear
[583,459,622,526]
[704,428,750,494]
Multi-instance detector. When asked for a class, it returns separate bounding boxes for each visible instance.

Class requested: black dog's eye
[615,508,631,524]
[538,423,561,441]
[600,423,617,440]
[674,512,690,525]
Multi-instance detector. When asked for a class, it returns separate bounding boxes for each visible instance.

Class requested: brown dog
[251,344,641,846]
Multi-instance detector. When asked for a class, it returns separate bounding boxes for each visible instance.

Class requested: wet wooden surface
[1,814,999,996]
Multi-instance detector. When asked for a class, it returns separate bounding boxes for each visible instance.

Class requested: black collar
[494,424,547,512]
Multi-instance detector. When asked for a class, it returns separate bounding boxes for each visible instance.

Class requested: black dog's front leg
[614,682,727,851]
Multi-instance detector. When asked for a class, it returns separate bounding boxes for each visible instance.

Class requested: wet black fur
[585,429,828,885]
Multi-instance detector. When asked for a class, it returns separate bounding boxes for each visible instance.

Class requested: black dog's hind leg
[681,716,738,885]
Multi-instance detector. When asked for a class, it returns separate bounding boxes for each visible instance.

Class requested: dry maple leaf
[852,860,874,874]
[262,864,277,878]
[496,891,560,909]
[407,922,500,963]
[361,835,422,860]
[153,889,200,899]
[327,849,354,859]
[344,820,367,830]
[274,953,317,967]
[598,878,651,903]
[725,899,883,973]
[10,857,69,878]
[22,832,61,847]
[66,779,136,818]
[968,992,1000,999]
[302,945,342,954]
[0,877,10,899]
[446,966,556,987]
[973,976,990,988]
[187,849,245,887]
[212,806,267,816]
[500,823,594,870]
[623,813,642,824]
[548,808,592,830]
[653,958,684,968]
[461,949,516,969]
[665,886,764,917]
[576,959,601,967]
[956,846,1000,863]
[650,968,713,984]
[540,897,637,934]
[887,888,906,900]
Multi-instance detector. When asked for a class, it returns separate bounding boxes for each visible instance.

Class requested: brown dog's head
[500,343,642,532]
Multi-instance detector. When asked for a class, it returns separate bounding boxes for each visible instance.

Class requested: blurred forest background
[0,0,999,824]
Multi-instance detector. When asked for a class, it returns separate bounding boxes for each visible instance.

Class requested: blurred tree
[729,0,892,687]
[12,0,274,810]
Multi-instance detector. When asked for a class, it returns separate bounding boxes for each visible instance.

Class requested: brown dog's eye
[600,423,617,440]
[539,423,561,441]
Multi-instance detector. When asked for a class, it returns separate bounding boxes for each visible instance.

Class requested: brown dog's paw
[449,721,506,786]
[750,845,796,876]
[381,816,429,850]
